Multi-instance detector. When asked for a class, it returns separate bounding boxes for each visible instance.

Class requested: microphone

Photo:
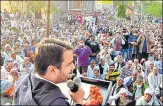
[68,73,77,80]
[67,77,81,92]
[73,77,81,86]
[67,80,78,92]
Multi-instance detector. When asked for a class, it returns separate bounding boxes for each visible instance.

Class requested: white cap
[144,88,154,95]
[119,88,128,95]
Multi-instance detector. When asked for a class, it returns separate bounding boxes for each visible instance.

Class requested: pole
[68,0,69,10]
[46,0,50,38]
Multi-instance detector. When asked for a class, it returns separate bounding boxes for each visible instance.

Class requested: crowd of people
[1,8,163,105]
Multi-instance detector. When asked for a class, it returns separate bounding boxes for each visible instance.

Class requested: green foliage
[108,16,113,20]
[145,2,162,18]
[25,1,60,14]
[11,6,19,13]
[43,2,60,14]
[117,2,127,18]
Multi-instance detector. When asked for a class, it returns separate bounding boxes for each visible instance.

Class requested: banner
[96,0,113,5]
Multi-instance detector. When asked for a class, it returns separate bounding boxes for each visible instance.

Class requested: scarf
[141,96,154,105]
[115,38,120,51]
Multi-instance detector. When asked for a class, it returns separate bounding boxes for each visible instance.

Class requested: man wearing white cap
[107,76,127,105]
[115,88,134,106]
[136,88,160,105]
[148,66,162,90]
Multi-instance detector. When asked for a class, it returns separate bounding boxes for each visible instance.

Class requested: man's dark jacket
[14,73,70,105]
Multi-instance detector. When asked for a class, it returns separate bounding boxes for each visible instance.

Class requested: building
[52,1,95,23]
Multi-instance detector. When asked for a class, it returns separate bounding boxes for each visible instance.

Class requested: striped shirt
[120,66,133,79]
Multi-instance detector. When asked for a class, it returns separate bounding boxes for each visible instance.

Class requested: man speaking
[14,38,84,105]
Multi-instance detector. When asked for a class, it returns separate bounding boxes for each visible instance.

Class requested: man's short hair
[35,38,73,75]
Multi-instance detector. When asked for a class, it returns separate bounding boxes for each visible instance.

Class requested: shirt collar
[34,73,56,85]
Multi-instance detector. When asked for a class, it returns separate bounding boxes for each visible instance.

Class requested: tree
[144,2,162,18]
[117,2,127,18]
[25,1,60,19]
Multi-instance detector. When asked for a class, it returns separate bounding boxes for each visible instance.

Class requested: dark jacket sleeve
[50,98,83,106]
[50,98,70,106]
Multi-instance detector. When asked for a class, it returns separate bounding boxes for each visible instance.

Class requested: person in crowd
[29,51,35,64]
[12,41,23,56]
[137,32,152,61]
[105,63,120,84]
[22,42,32,58]
[133,75,148,100]
[19,57,34,76]
[128,29,139,59]
[136,88,160,105]
[30,39,36,52]
[110,31,122,59]
[115,88,134,106]
[14,38,85,105]
[85,35,100,64]
[1,75,14,98]
[123,71,138,95]
[107,76,127,105]
[148,66,162,90]
[145,60,154,77]
[155,82,163,103]
[120,28,129,61]
[132,58,142,72]
[105,53,114,65]
[120,60,133,79]
[93,67,103,80]
[2,44,12,59]
[4,52,24,67]
[96,54,101,64]
[74,38,92,74]
[114,55,126,71]
[135,65,146,82]
[140,58,146,71]
[87,60,98,78]
[1,58,14,82]
[98,57,109,78]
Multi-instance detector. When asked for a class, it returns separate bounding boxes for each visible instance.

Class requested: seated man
[107,76,127,105]
[115,88,134,106]
[87,60,99,78]
[136,88,160,105]
[133,75,148,100]
[114,55,125,71]
[105,63,120,84]
[123,71,138,96]
[120,60,133,79]
[4,51,24,68]
[148,66,162,90]
[19,57,34,76]
[93,67,103,80]
[98,57,109,78]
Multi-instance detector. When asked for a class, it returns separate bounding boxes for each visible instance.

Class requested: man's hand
[76,45,83,49]
[91,53,97,56]
[69,87,85,104]
[160,96,163,102]
[130,42,137,46]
